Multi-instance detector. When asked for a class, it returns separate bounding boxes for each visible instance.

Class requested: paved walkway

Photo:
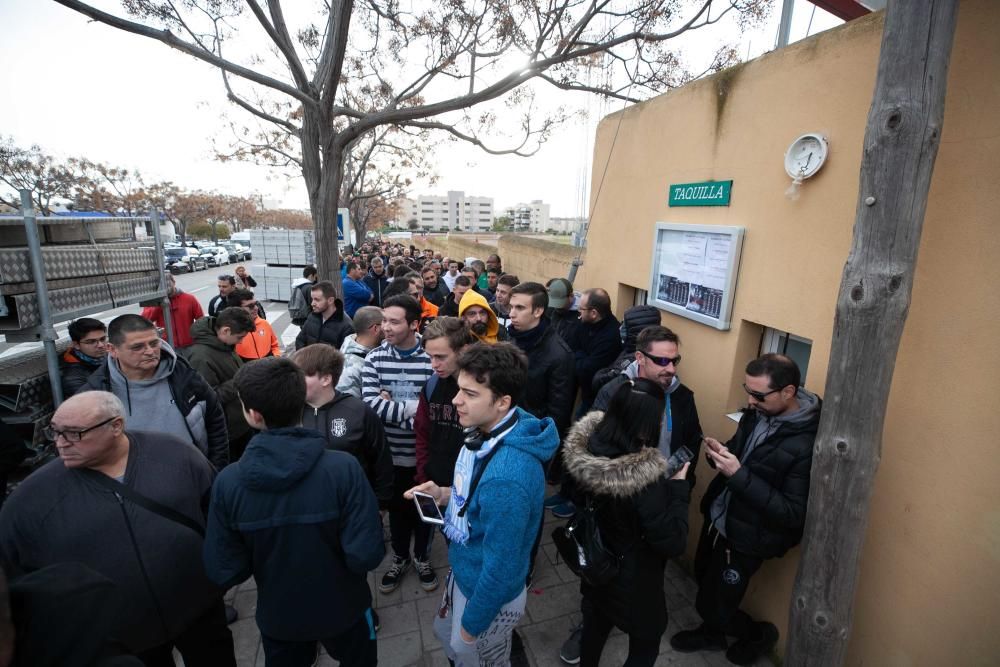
[222,491,775,667]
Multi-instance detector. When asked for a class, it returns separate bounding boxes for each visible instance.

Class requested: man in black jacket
[363,258,390,307]
[60,318,108,398]
[80,314,229,471]
[0,391,235,665]
[295,281,356,351]
[208,275,236,317]
[507,282,574,487]
[570,288,622,415]
[294,344,393,509]
[671,354,821,666]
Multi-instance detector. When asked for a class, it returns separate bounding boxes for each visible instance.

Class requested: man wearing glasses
[671,353,821,666]
[558,324,702,664]
[0,391,236,665]
[79,314,229,471]
[60,318,108,397]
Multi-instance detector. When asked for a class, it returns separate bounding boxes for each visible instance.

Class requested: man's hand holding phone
[704,437,740,477]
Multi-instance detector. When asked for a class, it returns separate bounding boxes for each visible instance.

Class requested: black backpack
[552,496,625,587]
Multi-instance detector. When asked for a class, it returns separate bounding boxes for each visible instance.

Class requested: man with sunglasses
[671,353,821,666]
[0,391,236,665]
[558,324,702,664]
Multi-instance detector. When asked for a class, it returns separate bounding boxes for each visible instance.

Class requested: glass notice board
[648,223,744,330]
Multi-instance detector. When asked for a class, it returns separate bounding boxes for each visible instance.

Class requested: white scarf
[443,409,517,544]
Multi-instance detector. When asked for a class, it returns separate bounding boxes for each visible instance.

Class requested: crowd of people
[0,240,821,667]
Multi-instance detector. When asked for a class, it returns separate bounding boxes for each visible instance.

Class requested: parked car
[200,247,229,267]
[219,243,240,263]
[164,247,207,273]
[234,243,251,260]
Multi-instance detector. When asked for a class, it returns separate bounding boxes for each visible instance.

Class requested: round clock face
[784,133,828,179]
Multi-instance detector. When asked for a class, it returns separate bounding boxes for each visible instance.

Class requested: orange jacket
[235,317,281,360]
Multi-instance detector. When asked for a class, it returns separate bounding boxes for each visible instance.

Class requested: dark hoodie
[301,393,393,509]
[363,268,389,307]
[204,427,385,641]
[186,316,249,442]
[413,374,464,486]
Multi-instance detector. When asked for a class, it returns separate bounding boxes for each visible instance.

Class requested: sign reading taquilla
[669,180,732,207]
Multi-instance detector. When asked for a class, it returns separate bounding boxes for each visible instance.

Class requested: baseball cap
[546,278,573,308]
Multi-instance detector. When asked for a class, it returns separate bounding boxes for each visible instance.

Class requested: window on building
[759,328,812,385]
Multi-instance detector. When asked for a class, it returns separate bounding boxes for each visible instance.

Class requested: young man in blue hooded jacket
[406,342,559,666]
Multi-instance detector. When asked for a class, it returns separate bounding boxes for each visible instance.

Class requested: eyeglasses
[742,383,781,401]
[80,335,108,346]
[43,416,117,443]
[640,350,681,367]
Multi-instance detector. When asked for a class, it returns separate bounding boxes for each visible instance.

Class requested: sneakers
[414,557,439,591]
[551,501,577,519]
[725,622,778,665]
[544,493,567,509]
[670,625,728,653]
[559,622,583,664]
[379,555,411,593]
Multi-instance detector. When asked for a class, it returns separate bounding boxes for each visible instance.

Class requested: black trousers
[137,599,236,667]
[693,520,764,640]
[261,611,377,667]
[580,597,660,667]
[389,465,432,560]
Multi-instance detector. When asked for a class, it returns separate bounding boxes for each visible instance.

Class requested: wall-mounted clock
[784,133,829,181]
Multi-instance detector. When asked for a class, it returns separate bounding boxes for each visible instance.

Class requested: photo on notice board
[649,223,744,330]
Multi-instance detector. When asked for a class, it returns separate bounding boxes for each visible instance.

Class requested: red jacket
[141,292,204,348]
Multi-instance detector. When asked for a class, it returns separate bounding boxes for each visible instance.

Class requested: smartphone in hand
[666,445,694,478]
[413,491,445,525]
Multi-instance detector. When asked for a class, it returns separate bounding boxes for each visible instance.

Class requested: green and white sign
[669,180,732,207]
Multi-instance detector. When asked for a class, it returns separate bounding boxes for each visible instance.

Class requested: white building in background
[549,216,588,235]
[399,191,494,232]
[503,200,551,232]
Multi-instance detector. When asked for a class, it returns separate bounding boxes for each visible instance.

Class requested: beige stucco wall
[436,234,583,286]
[583,2,1000,664]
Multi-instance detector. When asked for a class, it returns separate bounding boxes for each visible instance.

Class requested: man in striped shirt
[361,295,438,594]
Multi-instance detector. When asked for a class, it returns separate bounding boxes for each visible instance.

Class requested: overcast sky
[1,1,840,218]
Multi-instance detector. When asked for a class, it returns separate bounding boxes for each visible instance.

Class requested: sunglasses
[742,383,782,401]
[640,350,681,367]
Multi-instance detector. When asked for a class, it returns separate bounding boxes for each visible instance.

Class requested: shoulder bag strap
[83,470,205,537]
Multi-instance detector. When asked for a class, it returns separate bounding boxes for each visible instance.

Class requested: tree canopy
[54,0,771,286]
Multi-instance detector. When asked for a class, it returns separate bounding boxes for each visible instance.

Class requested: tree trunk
[785,1,959,664]
[300,109,343,293]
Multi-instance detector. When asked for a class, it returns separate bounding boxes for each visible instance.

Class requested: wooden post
[784,1,959,664]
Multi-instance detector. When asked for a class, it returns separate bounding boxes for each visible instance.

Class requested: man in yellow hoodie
[458,289,509,344]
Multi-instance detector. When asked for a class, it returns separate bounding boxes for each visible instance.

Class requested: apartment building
[400,191,494,231]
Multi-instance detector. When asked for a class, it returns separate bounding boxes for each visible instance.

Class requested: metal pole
[777,0,795,48]
[19,190,64,407]
[149,209,175,347]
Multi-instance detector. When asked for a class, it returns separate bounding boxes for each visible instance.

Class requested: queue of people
[2,243,820,667]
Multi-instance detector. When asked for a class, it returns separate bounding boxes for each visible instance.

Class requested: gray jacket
[337,334,373,398]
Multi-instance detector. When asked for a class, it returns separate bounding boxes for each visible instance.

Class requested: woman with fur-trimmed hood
[562,378,692,667]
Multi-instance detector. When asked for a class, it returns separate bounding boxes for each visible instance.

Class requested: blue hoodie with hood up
[204,427,385,641]
[448,408,559,635]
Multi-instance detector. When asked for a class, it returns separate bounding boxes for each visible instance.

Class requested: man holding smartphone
[671,354,821,666]
[405,343,559,666]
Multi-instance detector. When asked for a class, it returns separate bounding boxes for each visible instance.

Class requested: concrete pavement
[219,491,775,667]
